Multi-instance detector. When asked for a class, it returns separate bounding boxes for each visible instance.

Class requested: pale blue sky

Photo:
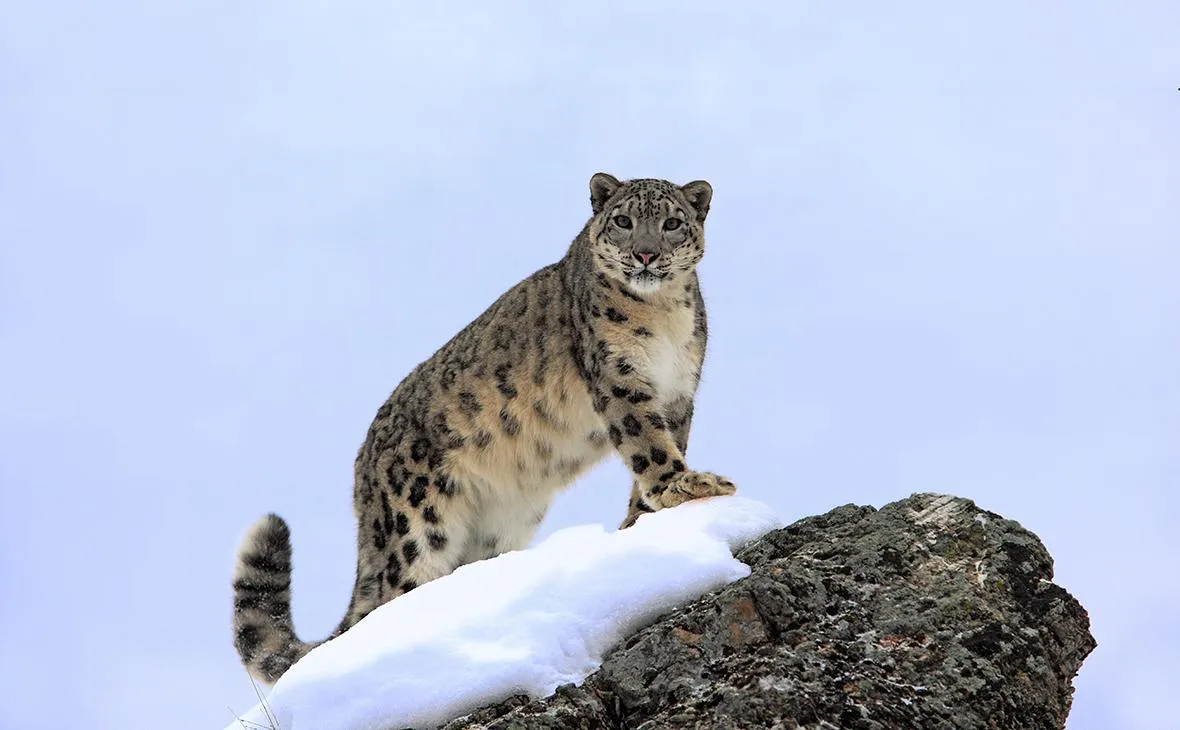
[1,3,1176,728]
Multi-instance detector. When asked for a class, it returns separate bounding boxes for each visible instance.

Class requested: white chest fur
[640,305,699,405]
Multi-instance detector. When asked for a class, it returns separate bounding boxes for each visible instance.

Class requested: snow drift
[227,495,782,730]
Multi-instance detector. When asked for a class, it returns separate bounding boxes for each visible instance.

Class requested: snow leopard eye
[613,215,632,229]
[662,218,682,231]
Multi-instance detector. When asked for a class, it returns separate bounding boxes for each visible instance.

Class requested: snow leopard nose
[633,250,659,266]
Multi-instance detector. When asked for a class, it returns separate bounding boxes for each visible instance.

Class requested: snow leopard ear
[589,173,621,215]
[680,180,713,222]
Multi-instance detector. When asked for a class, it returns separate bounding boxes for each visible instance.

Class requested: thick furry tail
[232,513,322,684]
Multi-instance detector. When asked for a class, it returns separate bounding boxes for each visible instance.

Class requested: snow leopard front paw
[654,470,737,509]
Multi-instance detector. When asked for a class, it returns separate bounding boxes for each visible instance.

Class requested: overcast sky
[1,2,1177,728]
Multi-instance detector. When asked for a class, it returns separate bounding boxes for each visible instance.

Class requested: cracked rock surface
[441,493,1095,730]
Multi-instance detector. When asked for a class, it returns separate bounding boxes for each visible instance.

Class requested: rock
[441,493,1095,730]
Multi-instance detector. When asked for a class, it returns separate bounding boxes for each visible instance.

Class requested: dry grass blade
[224,672,280,730]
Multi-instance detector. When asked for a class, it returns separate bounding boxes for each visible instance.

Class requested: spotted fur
[231,173,737,684]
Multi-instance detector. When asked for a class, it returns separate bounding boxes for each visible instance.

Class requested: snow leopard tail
[232,513,330,685]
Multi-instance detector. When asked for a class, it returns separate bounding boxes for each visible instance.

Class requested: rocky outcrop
[442,493,1095,729]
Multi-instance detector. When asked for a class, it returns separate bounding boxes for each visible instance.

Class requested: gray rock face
[441,494,1095,730]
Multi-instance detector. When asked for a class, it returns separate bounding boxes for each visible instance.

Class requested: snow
[226,496,782,730]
